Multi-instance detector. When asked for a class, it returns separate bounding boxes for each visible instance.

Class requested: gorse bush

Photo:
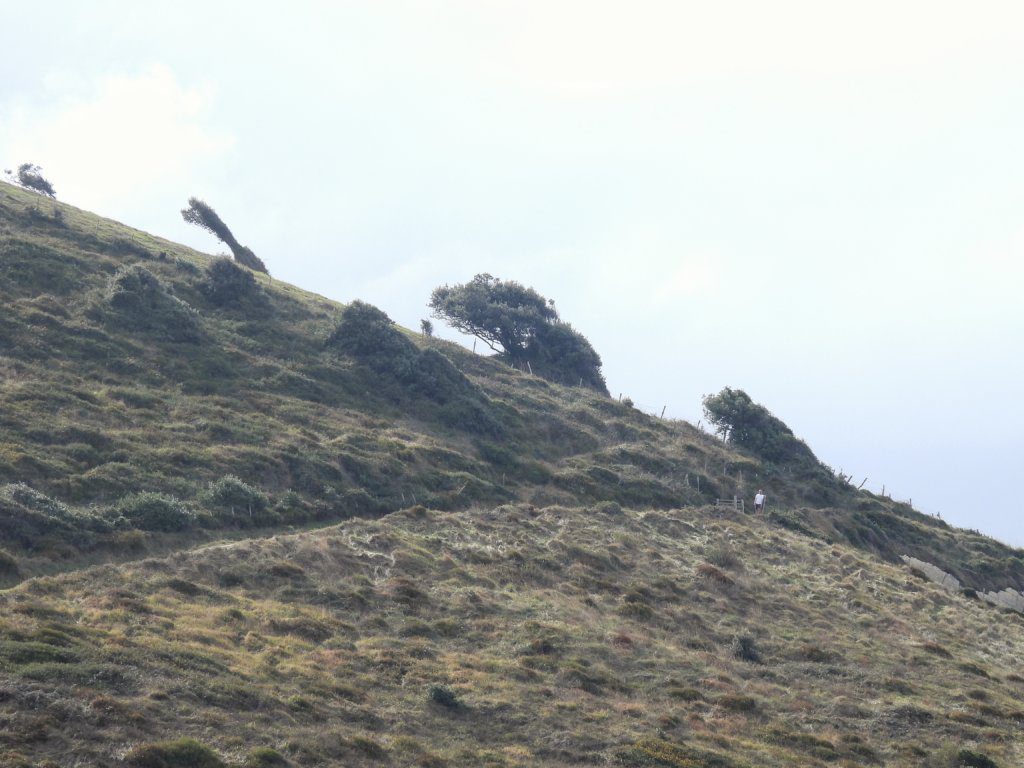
[103,265,201,342]
[524,319,607,392]
[243,747,290,767]
[0,483,111,547]
[126,738,226,768]
[113,492,195,532]
[327,300,418,367]
[427,683,461,708]
[731,634,762,663]
[202,475,272,523]
[201,257,270,313]
[328,301,500,434]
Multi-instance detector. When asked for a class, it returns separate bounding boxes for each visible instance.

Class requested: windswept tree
[7,163,56,198]
[702,387,818,465]
[181,197,268,274]
[429,273,608,394]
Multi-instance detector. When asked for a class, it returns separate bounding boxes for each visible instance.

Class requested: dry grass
[0,504,1022,766]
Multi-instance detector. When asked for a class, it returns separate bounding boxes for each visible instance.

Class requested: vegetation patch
[615,738,745,767]
[125,738,226,768]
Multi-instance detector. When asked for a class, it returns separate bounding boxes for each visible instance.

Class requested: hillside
[1,181,1023,766]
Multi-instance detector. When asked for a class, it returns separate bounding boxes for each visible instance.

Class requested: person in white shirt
[753,490,766,513]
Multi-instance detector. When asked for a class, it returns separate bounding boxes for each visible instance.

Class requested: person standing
[754,489,766,513]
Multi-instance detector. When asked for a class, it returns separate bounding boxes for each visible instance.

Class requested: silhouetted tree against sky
[430,273,607,394]
[6,163,56,198]
[181,197,268,274]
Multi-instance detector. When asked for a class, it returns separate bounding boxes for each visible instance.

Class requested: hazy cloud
[0,64,232,211]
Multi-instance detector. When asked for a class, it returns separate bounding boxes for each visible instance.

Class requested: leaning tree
[181,197,268,274]
[429,273,607,394]
[7,163,56,198]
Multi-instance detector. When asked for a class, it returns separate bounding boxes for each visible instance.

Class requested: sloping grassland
[1,181,1023,766]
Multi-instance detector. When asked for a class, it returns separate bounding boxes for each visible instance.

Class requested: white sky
[2,1,1022,545]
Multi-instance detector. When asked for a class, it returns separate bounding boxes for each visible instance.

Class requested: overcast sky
[2,2,1022,545]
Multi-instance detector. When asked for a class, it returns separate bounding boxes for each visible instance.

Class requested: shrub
[0,547,19,578]
[957,749,999,768]
[705,544,742,570]
[114,492,194,532]
[243,747,290,767]
[327,300,418,369]
[201,475,271,523]
[731,634,761,663]
[718,694,759,712]
[125,738,226,768]
[201,258,270,312]
[427,683,461,708]
[103,265,201,342]
[594,500,623,516]
[420,318,433,336]
[327,302,500,435]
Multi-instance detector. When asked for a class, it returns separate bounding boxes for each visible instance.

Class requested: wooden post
[473,339,476,353]
[660,406,666,419]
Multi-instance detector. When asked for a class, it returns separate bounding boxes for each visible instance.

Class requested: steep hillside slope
[1,180,1020,593]
[1,182,1023,766]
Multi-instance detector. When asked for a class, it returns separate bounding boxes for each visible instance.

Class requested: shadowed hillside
[1,180,1023,766]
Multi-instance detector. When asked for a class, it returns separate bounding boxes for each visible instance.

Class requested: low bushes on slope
[0,482,110,548]
[327,300,500,434]
[201,257,271,315]
[125,738,226,768]
[113,492,195,532]
[101,264,201,342]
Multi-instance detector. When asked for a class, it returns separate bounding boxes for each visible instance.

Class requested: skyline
[2,1,1022,545]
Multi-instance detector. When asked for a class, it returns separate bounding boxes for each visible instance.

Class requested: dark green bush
[731,634,761,663]
[201,475,273,524]
[243,747,290,767]
[0,547,19,578]
[103,265,201,342]
[327,300,417,366]
[958,749,999,768]
[0,483,110,547]
[524,319,607,393]
[126,738,226,768]
[327,302,500,435]
[114,492,194,532]
[201,257,270,313]
[702,387,820,466]
[429,273,607,393]
[427,683,461,708]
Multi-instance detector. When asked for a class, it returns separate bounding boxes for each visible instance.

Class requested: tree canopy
[701,387,818,465]
[181,197,268,274]
[9,163,56,198]
[429,274,607,394]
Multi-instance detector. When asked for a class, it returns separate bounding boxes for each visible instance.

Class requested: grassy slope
[1,504,1023,767]
[1,181,1023,765]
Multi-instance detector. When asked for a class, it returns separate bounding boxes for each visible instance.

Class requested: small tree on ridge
[181,197,268,274]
